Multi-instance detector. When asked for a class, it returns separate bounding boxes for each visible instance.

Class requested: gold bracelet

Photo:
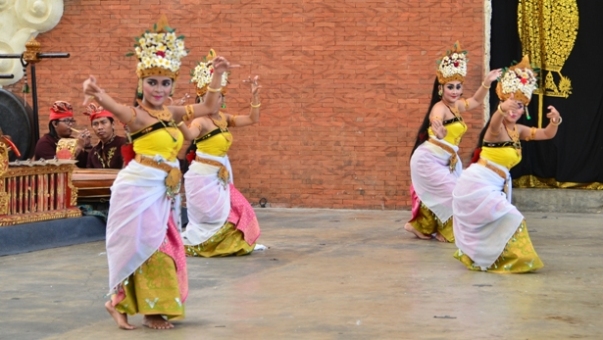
[250,102,261,108]
[551,117,563,125]
[481,82,491,89]
[497,104,507,116]
[207,86,222,93]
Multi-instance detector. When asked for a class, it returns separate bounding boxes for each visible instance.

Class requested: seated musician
[84,104,127,169]
[34,100,91,167]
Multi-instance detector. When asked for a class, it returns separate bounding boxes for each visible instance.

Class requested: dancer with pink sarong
[82,16,234,330]
[404,41,501,242]
[179,49,262,257]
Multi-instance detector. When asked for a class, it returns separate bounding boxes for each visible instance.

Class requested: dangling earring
[170,83,176,97]
[137,78,143,97]
[438,86,443,97]
[221,96,226,109]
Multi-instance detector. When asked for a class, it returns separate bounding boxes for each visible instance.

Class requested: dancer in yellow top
[178,49,263,257]
[82,16,236,330]
[404,42,501,242]
[452,56,561,273]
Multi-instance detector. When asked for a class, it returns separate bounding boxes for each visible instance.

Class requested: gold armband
[183,105,194,122]
[462,98,469,111]
[250,102,261,108]
[123,107,137,126]
[228,115,238,127]
[207,86,222,93]
[525,127,537,141]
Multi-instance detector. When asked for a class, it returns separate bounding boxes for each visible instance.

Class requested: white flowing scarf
[410,139,462,223]
[106,156,180,292]
[452,163,523,269]
[181,151,233,246]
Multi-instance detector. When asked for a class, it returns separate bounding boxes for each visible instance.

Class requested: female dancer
[453,56,561,273]
[179,49,262,257]
[404,42,501,242]
[82,17,234,329]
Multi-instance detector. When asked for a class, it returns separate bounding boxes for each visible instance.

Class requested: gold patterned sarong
[185,222,254,257]
[115,251,185,320]
[454,221,544,273]
[409,203,454,242]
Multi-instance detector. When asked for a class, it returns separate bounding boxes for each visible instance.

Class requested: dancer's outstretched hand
[545,105,561,124]
[83,75,103,105]
[213,56,240,74]
[430,118,447,139]
[243,75,262,97]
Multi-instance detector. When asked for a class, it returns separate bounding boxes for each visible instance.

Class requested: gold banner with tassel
[518,0,579,127]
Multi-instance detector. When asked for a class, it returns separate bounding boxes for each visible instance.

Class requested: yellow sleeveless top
[429,120,467,146]
[427,106,467,146]
[133,126,183,162]
[195,130,233,157]
[481,145,522,170]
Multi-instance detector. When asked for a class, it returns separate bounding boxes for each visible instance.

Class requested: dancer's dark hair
[410,77,441,158]
[470,110,495,163]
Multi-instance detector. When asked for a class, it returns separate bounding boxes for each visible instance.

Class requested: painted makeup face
[91,117,114,141]
[504,101,526,122]
[442,81,463,103]
[142,76,173,108]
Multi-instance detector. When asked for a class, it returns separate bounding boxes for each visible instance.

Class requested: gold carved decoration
[0,140,8,177]
[518,0,579,127]
[1,161,81,226]
[23,38,43,64]
[56,138,78,160]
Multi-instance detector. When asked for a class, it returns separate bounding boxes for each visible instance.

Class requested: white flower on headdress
[142,57,152,68]
[219,72,228,87]
[438,51,467,79]
[134,25,187,77]
[192,62,213,89]
[500,67,538,98]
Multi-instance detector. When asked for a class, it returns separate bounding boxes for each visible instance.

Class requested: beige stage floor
[1,208,601,340]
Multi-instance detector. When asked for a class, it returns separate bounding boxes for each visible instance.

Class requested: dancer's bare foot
[433,232,448,243]
[143,315,174,330]
[105,301,135,330]
[404,223,432,240]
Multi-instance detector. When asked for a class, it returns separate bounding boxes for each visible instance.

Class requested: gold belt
[427,138,458,173]
[477,158,507,180]
[135,154,182,197]
[195,156,230,184]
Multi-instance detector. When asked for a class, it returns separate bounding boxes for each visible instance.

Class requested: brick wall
[23,0,486,209]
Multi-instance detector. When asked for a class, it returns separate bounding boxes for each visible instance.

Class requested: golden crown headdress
[496,56,539,105]
[436,41,468,84]
[131,15,187,80]
[190,49,229,97]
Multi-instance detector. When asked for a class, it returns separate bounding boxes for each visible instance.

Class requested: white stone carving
[0,0,64,87]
